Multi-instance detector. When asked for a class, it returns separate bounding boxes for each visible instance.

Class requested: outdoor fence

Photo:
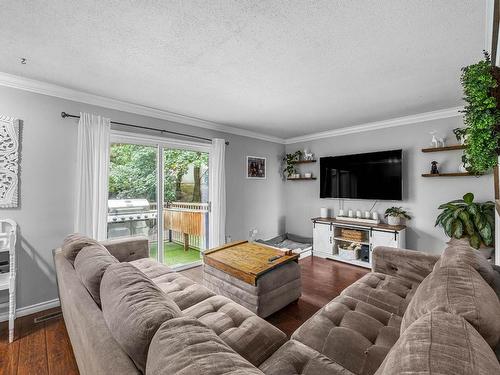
[164,202,209,251]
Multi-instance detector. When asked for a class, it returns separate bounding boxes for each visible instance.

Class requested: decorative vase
[460,134,468,145]
[320,207,329,218]
[387,216,401,226]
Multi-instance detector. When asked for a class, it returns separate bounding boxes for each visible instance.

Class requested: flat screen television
[320,149,403,200]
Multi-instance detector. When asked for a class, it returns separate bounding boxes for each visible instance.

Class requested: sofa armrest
[147,318,264,375]
[100,236,149,262]
[372,246,440,284]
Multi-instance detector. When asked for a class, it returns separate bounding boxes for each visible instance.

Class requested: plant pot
[387,216,402,226]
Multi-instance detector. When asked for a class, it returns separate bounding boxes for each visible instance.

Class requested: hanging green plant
[461,51,500,173]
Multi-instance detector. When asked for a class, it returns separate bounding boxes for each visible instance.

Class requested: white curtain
[74,112,111,240]
[209,138,226,248]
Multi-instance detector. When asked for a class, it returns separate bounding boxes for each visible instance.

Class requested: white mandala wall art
[0,115,20,208]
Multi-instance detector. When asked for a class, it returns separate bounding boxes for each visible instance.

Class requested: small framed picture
[246,156,266,179]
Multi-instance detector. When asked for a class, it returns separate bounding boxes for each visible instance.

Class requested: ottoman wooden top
[203,241,299,285]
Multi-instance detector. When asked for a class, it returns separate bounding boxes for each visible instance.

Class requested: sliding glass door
[107,132,210,269]
[162,149,209,267]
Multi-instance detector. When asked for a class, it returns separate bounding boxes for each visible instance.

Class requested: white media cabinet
[311,217,406,269]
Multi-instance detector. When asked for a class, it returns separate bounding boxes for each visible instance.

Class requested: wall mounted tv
[320,149,403,200]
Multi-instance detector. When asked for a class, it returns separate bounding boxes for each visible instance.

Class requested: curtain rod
[60,112,229,145]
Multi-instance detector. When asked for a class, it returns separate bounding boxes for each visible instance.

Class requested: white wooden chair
[0,219,17,342]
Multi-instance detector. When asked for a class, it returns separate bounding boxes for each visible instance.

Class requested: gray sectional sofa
[55,234,500,375]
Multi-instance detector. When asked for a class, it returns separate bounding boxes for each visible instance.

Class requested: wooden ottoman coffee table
[202,241,302,318]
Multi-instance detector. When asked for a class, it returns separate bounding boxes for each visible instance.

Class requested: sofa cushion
[100,262,182,373]
[146,317,264,375]
[401,264,500,347]
[292,295,401,375]
[259,340,355,375]
[341,272,418,316]
[129,257,215,311]
[376,311,500,375]
[151,273,215,311]
[129,257,174,279]
[130,257,215,310]
[74,244,118,307]
[437,238,498,286]
[61,233,99,265]
[183,295,287,366]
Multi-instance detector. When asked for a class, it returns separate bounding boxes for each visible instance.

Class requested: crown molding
[0,72,285,144]
[0,72,463,146]
[284,106,463,144]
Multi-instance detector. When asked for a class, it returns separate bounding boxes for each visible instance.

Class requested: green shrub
[461,52,500,173]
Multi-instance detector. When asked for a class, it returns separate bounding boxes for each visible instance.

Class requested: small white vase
[387,216,401,226]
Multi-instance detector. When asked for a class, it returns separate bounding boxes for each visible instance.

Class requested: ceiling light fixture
[20,58,27,65]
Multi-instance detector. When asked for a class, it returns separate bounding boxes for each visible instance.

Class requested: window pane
[162,149,209,267]
[107,143,158,258]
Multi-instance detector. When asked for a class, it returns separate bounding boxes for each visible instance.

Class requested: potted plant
[435,193,494,255]
[461,52,500,174]
[283,150,302,178]
[384,207,411,226]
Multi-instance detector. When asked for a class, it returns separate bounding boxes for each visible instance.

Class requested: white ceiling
[0,1,486,139]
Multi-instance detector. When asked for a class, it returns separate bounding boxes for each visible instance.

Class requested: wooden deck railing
[164,202,209,251]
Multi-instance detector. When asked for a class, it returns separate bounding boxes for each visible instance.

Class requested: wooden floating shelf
[421,145,465,153]
[421,172,482,177]
[291,159,317,164]
[287,177,317,180]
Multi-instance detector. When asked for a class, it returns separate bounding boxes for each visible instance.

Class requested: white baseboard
[298,250,312,259]
[0,298,60,322]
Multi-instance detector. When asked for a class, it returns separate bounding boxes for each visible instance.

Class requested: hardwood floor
[0,256,367,374]
[0,307,78,375]
[267,256,368,336]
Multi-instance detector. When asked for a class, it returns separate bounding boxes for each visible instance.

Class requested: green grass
[149,241,201,267]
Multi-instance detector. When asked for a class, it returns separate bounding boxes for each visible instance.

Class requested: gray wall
[284,117,494,254]
[1,82,494,312]
[0,85,285,311]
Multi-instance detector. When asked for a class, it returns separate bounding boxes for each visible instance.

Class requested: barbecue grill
[107,199,157,238]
